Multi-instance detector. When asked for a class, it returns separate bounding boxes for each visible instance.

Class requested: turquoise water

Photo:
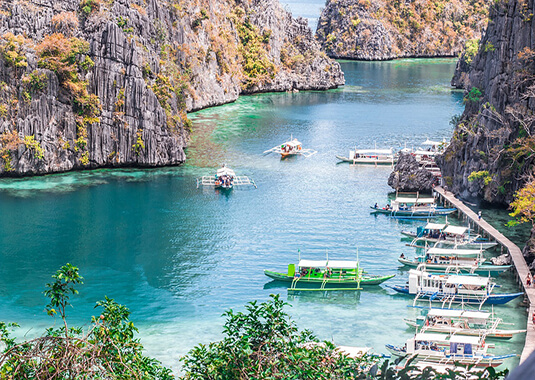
[0,60,526,373]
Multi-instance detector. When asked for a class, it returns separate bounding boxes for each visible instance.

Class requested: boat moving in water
[385,332,514,368]
[404,308,526,339]
[388,269,523,308]
[336,147,396,165]
[263,136,317,158]
[264,257,395,291]
[196,165,257,189]
[402,223,498,249]
[398,247,511,276]
[371,193,456,218]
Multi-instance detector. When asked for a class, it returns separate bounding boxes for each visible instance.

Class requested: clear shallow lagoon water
[0,60,527,373]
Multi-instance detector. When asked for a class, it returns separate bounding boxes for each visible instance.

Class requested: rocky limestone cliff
[0,0,344,176]
[439,0,535,204]
[316,0,489,60]
[388,153,436,192]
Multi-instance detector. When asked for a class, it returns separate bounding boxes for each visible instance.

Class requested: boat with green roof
[264,258,395,291]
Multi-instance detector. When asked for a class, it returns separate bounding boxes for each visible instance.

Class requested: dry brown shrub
[50,12,79,37]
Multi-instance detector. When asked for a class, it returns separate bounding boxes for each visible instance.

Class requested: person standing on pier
[527,273,532,287]
[478,210,482,220]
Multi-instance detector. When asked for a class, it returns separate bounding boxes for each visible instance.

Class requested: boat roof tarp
[444,226,469,235]
[462,311,491,320]
[424,223,447,230]
[395,197,436,204]
[285,139,301,147]
[449,335,482,345]
[354,149,393,155]
[414,150,438,156]
[414,333,452,342]
[426,247,481,256]
[423,139,442,146]
[446,275,489,286]
[427,309,490,319]
[298,260,359,268]
[216,167,236,177]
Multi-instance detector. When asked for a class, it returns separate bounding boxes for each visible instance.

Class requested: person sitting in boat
[400,253,405,259]
[385,204,390,210]
[374,203,378,209]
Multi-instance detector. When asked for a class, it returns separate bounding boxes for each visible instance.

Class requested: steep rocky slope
[439,0,535,267]
[439,0,535,204]
[316,0,489,60]
[0,0,343,176]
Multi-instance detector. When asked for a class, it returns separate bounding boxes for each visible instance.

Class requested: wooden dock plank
[434,186,535,363]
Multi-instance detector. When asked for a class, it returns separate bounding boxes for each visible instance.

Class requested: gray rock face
[316,0,488,60]
[439,0,535,204]
[490,253,511,266]
[0,0,344,177]
[388,153,436,192]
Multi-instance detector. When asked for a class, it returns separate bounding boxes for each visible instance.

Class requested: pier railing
[434,186,535,363]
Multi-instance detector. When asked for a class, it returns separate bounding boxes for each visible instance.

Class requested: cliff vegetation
[0,0,343,176]
[316,0,489,60]
[440,0,535,267]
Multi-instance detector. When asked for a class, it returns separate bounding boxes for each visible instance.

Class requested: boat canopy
[444,226,469,235]
[424,223,447,230]
[354,148,393,155]
[462,311,491,320]
[285,139,301,147]
[395,197,435,204]
[446,275,490,286]
[449,335,482,345]
[298,259,359,269]
[414,333,482,345]
[414,150,438,156]
[426,247,482,257]
[422,139,442,146]
[414,333,452,343]
[216,167,236,177]
[426,309,490,319]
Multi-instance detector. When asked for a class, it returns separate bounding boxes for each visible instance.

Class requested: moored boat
[389,269,523,308]
[404,308,526,339]
[371,193,456,218]
[385,332,514,368]
[402,223,498,249]
[263,136,317,158]
[398,247,511,276]
[336,147,396,165]
[196,165,257,189]
[264,258,395,291]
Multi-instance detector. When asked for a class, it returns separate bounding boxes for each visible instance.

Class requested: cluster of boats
[195,136,445,191]
[262,217,524,371]
[335,139,446,167]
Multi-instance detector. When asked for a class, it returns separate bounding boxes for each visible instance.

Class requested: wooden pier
[434,186,535,363]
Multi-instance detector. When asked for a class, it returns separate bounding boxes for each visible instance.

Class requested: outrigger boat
[404,308,526,339]
[388,269,523,308]
[264,257,395,291]
[385,332,514,368]
[196,165,257,189]
[402,223,498,249]
[398,247,511,276]
[371,193,456,218]
[263,136,317,158]
[336,147,396,165]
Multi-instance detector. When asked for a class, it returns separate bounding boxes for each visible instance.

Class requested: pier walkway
[434,186,535,362]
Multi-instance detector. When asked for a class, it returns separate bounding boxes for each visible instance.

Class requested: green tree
[0,264,173,379]
[508,179,535,226]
